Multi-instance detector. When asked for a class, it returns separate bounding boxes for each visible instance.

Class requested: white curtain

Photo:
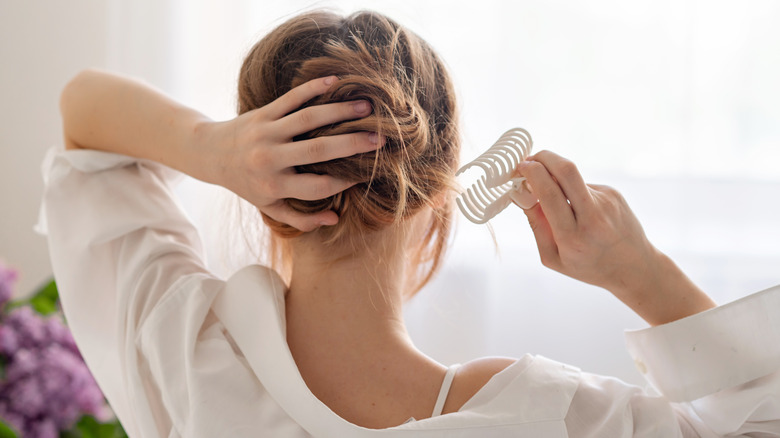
[107,0,780,385]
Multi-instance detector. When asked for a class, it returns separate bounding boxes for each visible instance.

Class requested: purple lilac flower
[47,396,80,429]
[6,307,47,348]
[36,356,70,395]
[7,375,45,418]
[1,303,109,436]
[43,317,78,353]
[0,261,18,308]
[0,325,18,354]
[26,418,58,438]
[4,348,38,381]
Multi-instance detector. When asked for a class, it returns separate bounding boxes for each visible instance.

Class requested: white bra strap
[431,364,461,417]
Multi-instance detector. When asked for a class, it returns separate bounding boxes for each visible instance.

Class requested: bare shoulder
[442,356,518,414]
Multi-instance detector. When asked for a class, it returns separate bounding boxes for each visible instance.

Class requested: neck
[282,226,447,428]
[285,234,412,351]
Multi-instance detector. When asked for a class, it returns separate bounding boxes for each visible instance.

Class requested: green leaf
[60,429,80,438]
[0,420,19,438]
[3,279,61,316]
[30,279,60,316]
[61,416,128,438]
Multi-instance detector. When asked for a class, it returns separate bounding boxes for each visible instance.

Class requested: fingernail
[368,132,378,144]
[324,76,336,85]
[353,101,370,114]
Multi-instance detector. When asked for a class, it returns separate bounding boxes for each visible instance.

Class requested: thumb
[523,203,560,268]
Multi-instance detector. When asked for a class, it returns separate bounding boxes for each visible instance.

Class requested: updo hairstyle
[237,10,460,294]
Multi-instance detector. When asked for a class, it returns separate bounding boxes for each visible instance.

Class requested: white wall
[0,1,110,296]
[0,0,185,297]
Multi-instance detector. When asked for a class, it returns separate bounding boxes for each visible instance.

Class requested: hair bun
[237,10,459,293]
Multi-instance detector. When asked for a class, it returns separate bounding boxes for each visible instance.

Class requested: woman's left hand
[193,76,383,232]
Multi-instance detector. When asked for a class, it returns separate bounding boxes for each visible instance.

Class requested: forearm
[608,248,717,327]
[60,69,214,182]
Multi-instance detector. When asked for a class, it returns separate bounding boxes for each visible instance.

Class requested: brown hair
[237,10,460,295]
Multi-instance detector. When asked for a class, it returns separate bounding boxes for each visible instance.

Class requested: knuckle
[350,133,363,151]
[296,108,314,126]
[248,148,269,168]
[526,160,545,171]
[592,184,621,203]
[249,109,268,124]
[598,184,615,194]
[557,160,579,179]
[312,179,335,199]
[600,184,619,197]
[306,139,326,161]
[533,150,553,160]
[603,185,626,204]
[523,161,546,178]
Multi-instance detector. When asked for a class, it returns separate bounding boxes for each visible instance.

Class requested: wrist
[608,248,716,326]
[180,116,221,185]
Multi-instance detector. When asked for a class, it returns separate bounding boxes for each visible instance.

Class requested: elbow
[60,68,102,150]
[60,68,103,116]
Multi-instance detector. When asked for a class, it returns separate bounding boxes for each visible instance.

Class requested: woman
[41,10,780,437]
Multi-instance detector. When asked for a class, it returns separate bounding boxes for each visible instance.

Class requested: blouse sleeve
[565,285,780,437]
[37,145,212,437]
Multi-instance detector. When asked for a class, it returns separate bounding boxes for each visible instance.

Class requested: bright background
[2,0,779,386]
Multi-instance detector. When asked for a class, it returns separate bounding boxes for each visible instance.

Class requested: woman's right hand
[192,77,383,232]
[515,151,716,326]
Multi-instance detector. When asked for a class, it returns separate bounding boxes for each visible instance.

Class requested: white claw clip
[455,127,539,224]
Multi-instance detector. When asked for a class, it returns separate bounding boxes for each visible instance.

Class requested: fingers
[528,150,593,216]
[279,132,384,167]
[279,173,356,201]
[523,203,561,270]
[264,203,339,232]
[277,99,373,138]
[260,173,355,232]
[265,76,374,139]
[516,159,576,236]
[266,76,339,120]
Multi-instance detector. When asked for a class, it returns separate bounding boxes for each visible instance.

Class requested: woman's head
[238,10,459,294]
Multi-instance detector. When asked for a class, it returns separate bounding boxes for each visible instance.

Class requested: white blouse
[38,145,780,438]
